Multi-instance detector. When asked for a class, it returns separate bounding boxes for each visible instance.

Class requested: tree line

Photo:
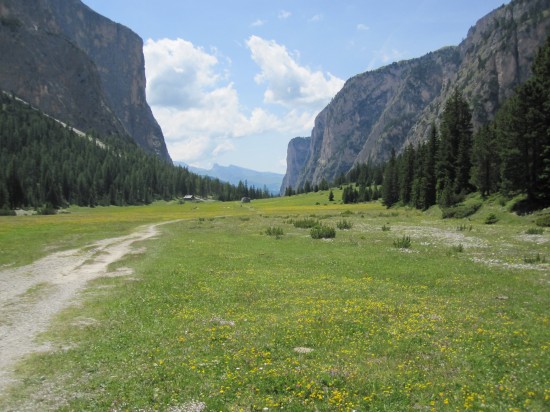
[0,93,270,211]
[350,35,550,211]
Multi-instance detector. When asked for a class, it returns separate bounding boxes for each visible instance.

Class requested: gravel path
[0,221,172,395]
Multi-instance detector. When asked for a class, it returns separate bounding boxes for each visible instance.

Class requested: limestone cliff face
[0,0,170,161]
[284,0,550,191]
[280,137,310,192]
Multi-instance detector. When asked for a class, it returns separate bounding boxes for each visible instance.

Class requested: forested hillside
[282,0,550,192]
[343,36,550,212]
[0,94,268,211]
[0,0,171,161]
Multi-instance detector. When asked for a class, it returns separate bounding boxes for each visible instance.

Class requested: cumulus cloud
[246,35,344,109]
[144,38,220,109]
[144,36,343,166]
[356,23,369,31]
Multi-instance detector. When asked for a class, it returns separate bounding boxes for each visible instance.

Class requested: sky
[83,0,508,174]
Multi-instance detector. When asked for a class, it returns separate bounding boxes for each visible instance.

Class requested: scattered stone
[294,347,313,354]
[210,317,235,326]
[169,400,207,412]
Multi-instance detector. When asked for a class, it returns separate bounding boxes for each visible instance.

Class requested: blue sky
[83,0,508,173]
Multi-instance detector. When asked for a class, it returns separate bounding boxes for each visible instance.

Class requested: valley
[0,195,548,410]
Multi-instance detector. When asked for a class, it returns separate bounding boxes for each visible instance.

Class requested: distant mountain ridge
[0,0,170,161]
[282,0,550,193]
[176,163,284,195]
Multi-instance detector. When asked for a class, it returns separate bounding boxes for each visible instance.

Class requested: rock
[0,0,170,161]
[282,0,550,191]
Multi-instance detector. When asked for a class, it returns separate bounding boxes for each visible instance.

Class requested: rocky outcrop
[0,0,170,161]
[280,137,311,192]
[284,0,550,191]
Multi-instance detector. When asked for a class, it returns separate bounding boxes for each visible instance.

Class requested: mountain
[176,163,284,195]
[0,0,170,161]
[282,0,550,193]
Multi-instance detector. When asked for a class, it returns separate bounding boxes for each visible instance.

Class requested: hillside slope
[283,0,550,191]
[0,0,170,161]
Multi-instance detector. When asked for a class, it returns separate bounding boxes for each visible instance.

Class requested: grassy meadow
[1,192,549,411]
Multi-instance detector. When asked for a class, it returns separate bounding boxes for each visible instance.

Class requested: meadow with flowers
[1,191,549,411]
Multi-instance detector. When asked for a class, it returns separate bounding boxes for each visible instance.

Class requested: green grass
[0,200,248,267]
[393,235,412,249]
[1,195,549,411]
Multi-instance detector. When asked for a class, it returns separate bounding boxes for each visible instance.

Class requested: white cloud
[278,10,291,19]
[251,19,266,27]
[144,38,219,109]
[144,37,325,166]
[308,14,323,22]
[356,23,369,31]
[246,35,344,109]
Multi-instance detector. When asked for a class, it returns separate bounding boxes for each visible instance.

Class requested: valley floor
[0,196,548,411]
[0,222,174,396]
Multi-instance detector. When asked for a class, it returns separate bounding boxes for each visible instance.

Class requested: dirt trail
[0,221,174,395]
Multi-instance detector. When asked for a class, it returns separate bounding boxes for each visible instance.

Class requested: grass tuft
[485,213,499,225]
[336,219,353,230]
[442,202,482,219]
[393,235,412,249]
[291,218,319,229]
[310,224,336,239]
[523,253,546,264]
[265,226,284,238]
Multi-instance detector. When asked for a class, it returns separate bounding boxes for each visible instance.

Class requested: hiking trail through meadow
[0,221,175,396]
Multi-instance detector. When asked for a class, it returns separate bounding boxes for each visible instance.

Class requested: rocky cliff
[283,0,550,192]
[0,0,170,161]
[280,136,311,192]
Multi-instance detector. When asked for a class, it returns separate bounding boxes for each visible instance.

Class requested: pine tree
[471,124,499,197]
[422,124,438,208]
[496,35,550,206]
[436,90,473,206]
[398,145,415,205]
[382,148,399,208]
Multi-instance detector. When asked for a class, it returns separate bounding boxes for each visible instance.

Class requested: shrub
[441,202,482,219]
[484,213,498,225]
[336,219,353,230]
[393,235,412,249]
[0,209,16,216]
[293,218,318,229]
[456,224,472,232]
[451,244,464,253]
[265,226,284,238]
[535,214,550,227]
[525,227,544,235]
[523,253,546,264]
[310,224,336,239]
[37,205,57,215]
[381,224,391,232]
